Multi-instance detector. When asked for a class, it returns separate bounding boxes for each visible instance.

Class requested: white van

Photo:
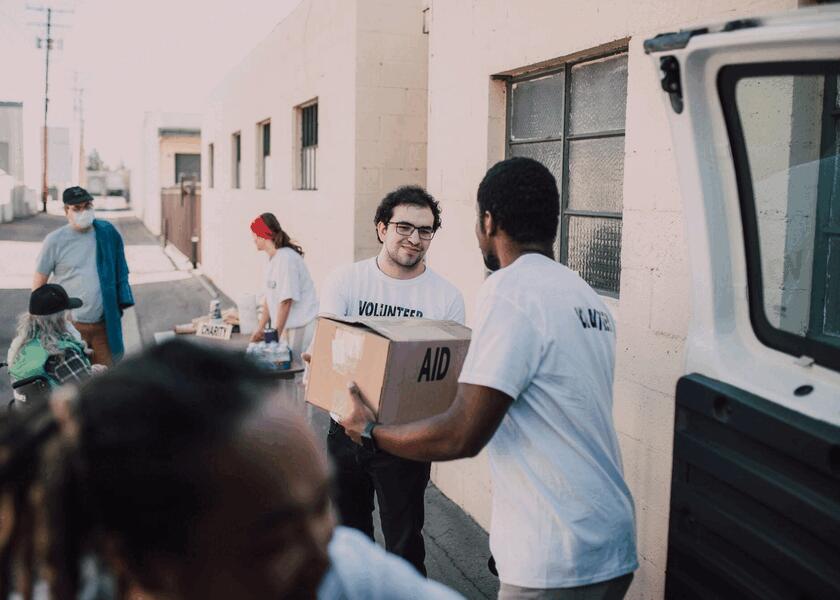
[645,6,840,598]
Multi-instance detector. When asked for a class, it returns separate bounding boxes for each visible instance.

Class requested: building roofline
[0,101,24,108]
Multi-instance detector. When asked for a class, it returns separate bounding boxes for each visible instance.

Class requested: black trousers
[327,420,431,575]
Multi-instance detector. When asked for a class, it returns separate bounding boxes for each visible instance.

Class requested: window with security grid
[507,50,628,296]
[298,102,318,190]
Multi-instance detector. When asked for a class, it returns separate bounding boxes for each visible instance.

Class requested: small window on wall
[175,153,200,184]
[257,120,271,189]
[231,132,241,189]
[507,50,628,297]
[208,143,215,188]
[297,101,318,190]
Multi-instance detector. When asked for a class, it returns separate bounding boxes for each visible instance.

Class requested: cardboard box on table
[306,316,471,425]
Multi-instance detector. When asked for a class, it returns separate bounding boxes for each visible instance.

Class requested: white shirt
[320,257,465,324]
[318,526,463,599]
[264,247,319,330]
[458,253,637,588]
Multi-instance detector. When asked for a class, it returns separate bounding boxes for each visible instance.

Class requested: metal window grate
[507,50,628,296]
[300,103,318,190]
[302,104,318,147]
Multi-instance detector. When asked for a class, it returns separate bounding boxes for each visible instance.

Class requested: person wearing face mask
[32,186,134,366]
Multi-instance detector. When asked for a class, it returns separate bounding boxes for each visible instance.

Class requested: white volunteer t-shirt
[318,526,463,599]
[264,247,319,330]
[458,253,637,588]
[320,257,465,324]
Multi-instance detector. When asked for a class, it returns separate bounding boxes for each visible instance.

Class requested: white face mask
[73,208,95,229]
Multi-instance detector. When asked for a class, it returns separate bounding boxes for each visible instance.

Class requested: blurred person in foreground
[0,339,461,600]
[340,157,638,600]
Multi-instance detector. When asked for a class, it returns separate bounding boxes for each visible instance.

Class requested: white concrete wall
[159,135,201,188]
[137,112,202,236]
[201,0,359,300]
[201,0,429,301]
[354,0,430,260]
[0,104,25,182]
[423,1,796,598]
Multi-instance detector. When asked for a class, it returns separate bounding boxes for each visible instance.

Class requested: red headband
[250,216,274,240]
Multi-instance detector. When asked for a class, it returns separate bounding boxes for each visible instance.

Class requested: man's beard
[387,244,425,268]
[482,250,501,272]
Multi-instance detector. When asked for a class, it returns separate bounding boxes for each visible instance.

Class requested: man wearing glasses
[318,185,465,575]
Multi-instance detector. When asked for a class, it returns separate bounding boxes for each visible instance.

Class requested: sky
[0,0,302,174]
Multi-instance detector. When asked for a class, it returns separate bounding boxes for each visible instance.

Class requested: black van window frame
[718,61,840,373]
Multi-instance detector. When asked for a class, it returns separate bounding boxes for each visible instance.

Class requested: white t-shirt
[320,257,465,324]
[318,526,463,599]
[458,253,637,589]
[264,247,319,330]
[36,224,103,323]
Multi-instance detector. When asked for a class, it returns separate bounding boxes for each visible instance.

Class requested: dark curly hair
[477,157,559,244]
[373,185,441,244]
[0,340,276,599]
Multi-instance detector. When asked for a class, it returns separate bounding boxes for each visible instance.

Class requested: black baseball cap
[29,284,83,316]
[62,186,93,205]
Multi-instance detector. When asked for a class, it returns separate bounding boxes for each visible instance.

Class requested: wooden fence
[161,178,201,266]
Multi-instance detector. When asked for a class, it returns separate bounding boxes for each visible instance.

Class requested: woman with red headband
[250,213,319,356]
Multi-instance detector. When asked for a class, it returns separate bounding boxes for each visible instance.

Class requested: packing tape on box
[331,329,365,375]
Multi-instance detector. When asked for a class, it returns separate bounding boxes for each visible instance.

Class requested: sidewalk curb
[122,305,143,356]
[162,242,219,299]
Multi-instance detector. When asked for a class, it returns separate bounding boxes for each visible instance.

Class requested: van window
[720,64,840,370]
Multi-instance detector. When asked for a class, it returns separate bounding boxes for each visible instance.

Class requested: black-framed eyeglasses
[388,221,436,240]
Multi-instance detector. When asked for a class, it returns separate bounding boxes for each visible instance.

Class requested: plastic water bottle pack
[246,340,292,370]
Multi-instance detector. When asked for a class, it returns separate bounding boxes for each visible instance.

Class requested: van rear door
[645,7,840,598]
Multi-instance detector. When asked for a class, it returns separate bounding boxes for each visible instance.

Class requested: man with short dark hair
[317,185,465,574]
[33,186,134,365]
[342,159,638,599]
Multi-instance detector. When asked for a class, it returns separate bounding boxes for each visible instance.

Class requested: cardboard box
[306,316,471,425]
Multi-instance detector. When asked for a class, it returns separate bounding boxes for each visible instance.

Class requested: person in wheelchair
[6,284,99,393]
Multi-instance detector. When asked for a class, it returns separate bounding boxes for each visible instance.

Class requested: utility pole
[27,4,72,212]
[41,7,51,212]
[73,73,85,186]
